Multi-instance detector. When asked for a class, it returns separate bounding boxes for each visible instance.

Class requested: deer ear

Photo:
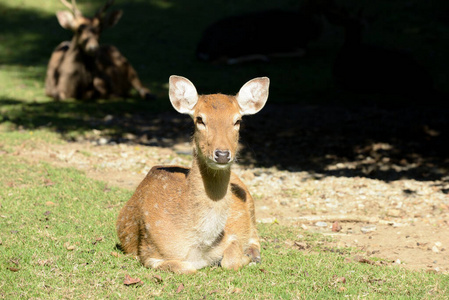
[103,10,123,29]
[56,11,77,31]
[169,76,199,116]
[236,77,269,115]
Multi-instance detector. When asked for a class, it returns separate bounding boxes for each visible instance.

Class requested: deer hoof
[245,246,261,263]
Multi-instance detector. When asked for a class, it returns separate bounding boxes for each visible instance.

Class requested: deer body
[117,76,269,273]
[45,0,152,100]
[332,13,434,98]
[196,0,341,64]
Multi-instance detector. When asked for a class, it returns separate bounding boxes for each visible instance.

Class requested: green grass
[0,153,448,299]
[1,0,449,298]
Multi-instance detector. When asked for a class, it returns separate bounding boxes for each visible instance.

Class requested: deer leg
[116,206,140,255]
[141,257,197,274]
[126,64,154,99]
[221,238,251,271]
[93,77,109,98]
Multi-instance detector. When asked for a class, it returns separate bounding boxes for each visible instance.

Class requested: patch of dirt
[6,103,449,273]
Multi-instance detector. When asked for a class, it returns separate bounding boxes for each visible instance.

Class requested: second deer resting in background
[45,0,152,100]
[116,76,269,274]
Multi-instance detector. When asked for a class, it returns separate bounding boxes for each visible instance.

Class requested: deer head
[56,0,123,55]
[169,76,269,170]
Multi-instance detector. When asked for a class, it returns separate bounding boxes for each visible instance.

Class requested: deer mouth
[210,149,233,168]
[208,160,233,170]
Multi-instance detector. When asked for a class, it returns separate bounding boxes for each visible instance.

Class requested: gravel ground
[8,103,449,273]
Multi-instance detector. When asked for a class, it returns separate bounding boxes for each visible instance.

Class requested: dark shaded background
[0,0,448,189]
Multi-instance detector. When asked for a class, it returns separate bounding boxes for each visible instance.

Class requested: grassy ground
[1,0,449,298]
[1,144,448,298]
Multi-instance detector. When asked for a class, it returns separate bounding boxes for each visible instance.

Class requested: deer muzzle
[214,149,232,164]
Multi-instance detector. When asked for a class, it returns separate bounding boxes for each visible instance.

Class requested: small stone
[432,246,439,253]
[98,138,108,145]
[315,222,328,228]
[394,259,401,264]
[387,209,403,217]
[361,225,377,233]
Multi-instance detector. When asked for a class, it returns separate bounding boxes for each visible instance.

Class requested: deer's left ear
[102,10,123,29]
[236,77,270,115]
[56,11,77,31]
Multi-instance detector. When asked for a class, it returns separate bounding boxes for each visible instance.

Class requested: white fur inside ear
[56,11,76,31]
[236,77,270,115]
[169,75,199,115]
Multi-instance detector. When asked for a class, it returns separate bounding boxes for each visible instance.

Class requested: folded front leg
[221,238,251,271]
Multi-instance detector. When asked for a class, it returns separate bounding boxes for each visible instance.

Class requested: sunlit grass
[0,155,448,298]
[0,0,449,298]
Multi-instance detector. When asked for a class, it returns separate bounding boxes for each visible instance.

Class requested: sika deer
[116,76,269,274]
[45,0,152,100]
[332,9,434,99]
[196,0,343,64]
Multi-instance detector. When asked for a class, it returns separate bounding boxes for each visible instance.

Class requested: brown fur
[45,0,152,100]
[116,75,270,274]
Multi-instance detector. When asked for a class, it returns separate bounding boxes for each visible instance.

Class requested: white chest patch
[186,206,229,269]
[196,206,228,247]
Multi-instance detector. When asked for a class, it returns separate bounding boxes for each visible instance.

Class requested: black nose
[214,150,231,164]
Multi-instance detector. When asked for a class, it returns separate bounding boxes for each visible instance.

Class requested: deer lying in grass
[45,0,152,100]
[332,9,434,99]
[196,0,342,64]
[116,76,269,274]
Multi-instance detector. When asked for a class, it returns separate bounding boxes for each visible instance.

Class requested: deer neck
[188,150,232,202]
[67,36,96,63]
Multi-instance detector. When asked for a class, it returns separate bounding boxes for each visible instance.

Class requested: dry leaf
[294,241,307,250]
[153,275,163,284]
[335,276,346,284]
[176,283,184,293]
[9,267,19,272]
[124,274,143,286]
[349,255,376,265]
[45,201,57,206]
[332,221,342,232]
[111,251,120,258]
[44,178,56,187]
[231,288,243,294]
[64,242,75,251]
[37,259,52,266]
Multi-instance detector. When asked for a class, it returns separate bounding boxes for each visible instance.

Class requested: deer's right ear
[56,11,77,31]
[169,76,199,116]
[103,10,123,29]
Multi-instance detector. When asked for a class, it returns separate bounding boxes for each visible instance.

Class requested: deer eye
[77,24,87,33]
[196,116,205,126]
